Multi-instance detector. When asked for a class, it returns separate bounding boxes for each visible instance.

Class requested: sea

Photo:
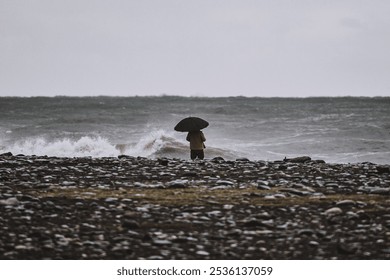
[0,96,389,164]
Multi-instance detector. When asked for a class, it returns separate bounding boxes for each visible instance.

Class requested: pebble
[324,207,343,216]
[0,197,19,205]
[215,180,235,186]
[122,219,140,229]
[167,180,188,188]
[0,154,389,260]
[153,239,172,246]
[336,200,356,207]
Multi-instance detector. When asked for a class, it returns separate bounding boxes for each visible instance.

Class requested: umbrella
[174,117,209,132]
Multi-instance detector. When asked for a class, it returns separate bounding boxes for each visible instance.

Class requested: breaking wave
[0,130,238,159]
[119,130,189,158]
[1,136,119,157]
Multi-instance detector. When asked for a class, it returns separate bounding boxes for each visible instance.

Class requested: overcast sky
[1,0,389,97]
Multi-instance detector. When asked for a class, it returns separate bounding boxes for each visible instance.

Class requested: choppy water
[0,96,389,163]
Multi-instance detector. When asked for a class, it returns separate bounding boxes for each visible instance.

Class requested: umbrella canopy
[174,117,209,132]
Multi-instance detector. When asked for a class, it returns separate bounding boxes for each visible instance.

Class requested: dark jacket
[186,131,206,150]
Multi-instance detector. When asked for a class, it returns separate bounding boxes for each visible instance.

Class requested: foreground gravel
[1,153,389,259]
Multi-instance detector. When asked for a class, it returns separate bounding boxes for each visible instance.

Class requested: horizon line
[0,93,389,99]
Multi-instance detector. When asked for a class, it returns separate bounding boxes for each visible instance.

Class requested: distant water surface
[0,96,389,163]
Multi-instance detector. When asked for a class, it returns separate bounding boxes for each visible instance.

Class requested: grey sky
[1,0,389,97]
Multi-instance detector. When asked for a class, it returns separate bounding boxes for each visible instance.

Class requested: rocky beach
[0,152,389,260]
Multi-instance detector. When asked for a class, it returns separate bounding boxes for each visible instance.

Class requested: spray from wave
[118,130,189,158]
[0,129,238,159]
[2,136,119,157]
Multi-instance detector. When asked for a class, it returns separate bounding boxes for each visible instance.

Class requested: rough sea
[0,96,389,164]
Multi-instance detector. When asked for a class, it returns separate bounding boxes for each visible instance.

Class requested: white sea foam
[123,129,188,158]
[2,136,119,157]
[1,133,180,158]
[0,129,238,160]
[0,130,188,158]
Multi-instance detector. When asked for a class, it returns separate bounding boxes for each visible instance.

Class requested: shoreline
[1,153,389,259]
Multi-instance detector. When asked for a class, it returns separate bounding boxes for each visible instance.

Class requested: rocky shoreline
[1,153,389,259]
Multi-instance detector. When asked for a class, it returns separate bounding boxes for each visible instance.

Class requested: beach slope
[0,153,389,259]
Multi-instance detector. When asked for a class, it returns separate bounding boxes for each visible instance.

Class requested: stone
[336,200,356,207]
[368,187,390,194]
[122,219,140,229]
[376,166,390,174]
[324,207,342,216]
[242,219,271,228]
[236,158,250,162]
[153,239,172,246]
[157,158,169,166]
[298,229,315,236]
[167,180,188,188]
[284,156,311,163]
[215,180,234,186]
[211,157,225,162]
[0,197,19,206]
[118,155,134,159]
[0,154,389,260]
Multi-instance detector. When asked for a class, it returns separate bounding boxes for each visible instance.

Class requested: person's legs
[190,150,196,160]
[198,150,204,160]
[190,150,204,160]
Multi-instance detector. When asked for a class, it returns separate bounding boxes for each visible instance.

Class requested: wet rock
[211,157,225,163]
[284,156,311,163]
[236,158,250,162]
[118,155,134,159]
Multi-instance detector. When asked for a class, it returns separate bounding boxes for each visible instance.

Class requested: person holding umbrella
[186,130,206,160]
[174,117,208,160]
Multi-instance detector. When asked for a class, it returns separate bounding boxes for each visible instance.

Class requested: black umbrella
[174,117,209,132]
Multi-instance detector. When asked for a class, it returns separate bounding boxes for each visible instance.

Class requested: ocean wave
[0,130,238,159]
[120,130,189,158]
[1,136,119,157]
[119,130,239,159]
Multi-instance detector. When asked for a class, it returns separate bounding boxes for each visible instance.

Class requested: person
[186,130,206,160]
